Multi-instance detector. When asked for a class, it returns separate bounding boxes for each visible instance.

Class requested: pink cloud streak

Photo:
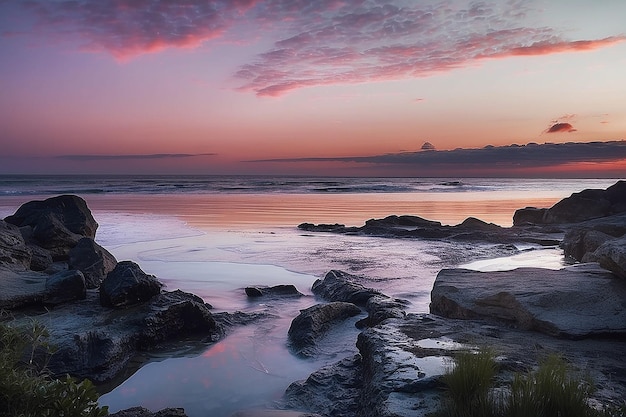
[9,0,626,94]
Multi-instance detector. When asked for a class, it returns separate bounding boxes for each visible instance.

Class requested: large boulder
[513,180,626,225]
[0,219,31,268]
[69,237,117,288]
[44,269,86,305]
[590,236,626,280]
[100,261,163,308]
[430,264,626,338]
[288,302,361,357]
[4,195,98,259]
[0,266,47,309]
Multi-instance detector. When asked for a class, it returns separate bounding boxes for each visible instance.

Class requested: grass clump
[0,319,108,417]
[432,349,623,417]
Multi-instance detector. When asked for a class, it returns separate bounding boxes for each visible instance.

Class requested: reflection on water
[100,298,364,417]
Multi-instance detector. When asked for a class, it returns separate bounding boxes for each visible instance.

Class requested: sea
[0,176,620,416]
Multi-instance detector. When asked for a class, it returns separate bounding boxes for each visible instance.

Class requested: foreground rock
[245,284,304,298]
[430,264,626,338]
[100,261,164,308]
[284,311,626,417]
[288,302,361,357]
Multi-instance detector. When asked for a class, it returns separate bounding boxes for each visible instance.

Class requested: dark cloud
[7,1,626,93]
[249,141,626,169]
[421,142,436,150]
[547,122,577,133]
[57,153,216,161]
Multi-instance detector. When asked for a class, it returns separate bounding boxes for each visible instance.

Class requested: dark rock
[100,261,163,308]
[356,295,407,328]
[513,181,626,225]
[365,215,442,228]
[40,289,219,383]
[591,236,626,280]
[109,407,188,417]
[44,269,86,305]
[298,223,347,233]
[562,228,614,261]
[27,243,54,271]
[512,207,548,226]
[430,264,626,338]
[288,302,361,357]
[0,219,30,268]
[231,410,324,417]
[138,290,218,349]
[0,266,47,309]
[312,270,383,306]
[5,195,98,260]
[69,237,117,288]
[245,284,304,298]
[284,355,363,416]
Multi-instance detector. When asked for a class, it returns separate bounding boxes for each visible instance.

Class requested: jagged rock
[288,302,361,357]
[591,236,626,280]
[109,407,188,417]
[245,284,304,298]
[430,264,626,338]
[5,195,98,260]
[44,269,86,305]
[312,270,383,306]
[0,219,30,268]
[231,410,324,417]
[514,180,626,225]
[312,270,407,328]
[284,355,363,416]
[100,261,163,308]
[69,237,117,288]
[38,289,219,383]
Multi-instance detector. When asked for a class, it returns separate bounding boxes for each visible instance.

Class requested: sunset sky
[1,0,625,176]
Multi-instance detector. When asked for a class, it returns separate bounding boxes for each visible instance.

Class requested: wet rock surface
[100,261,164,308]
[431,264,626,338]
[288,301,361,357]
[245,284,304,298]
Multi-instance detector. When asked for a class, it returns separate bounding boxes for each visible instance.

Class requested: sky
[0,0,625,177]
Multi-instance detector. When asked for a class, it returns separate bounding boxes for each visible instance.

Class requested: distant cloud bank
[57,153,216,161]
[251,140,626,169]
[6,0,625,96]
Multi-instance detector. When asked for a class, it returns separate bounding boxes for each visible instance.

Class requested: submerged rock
[430,264,626,338]
[109,407,188,417]
[245,284,304,298]
[288,302,361,357]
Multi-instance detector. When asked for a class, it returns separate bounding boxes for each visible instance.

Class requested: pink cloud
[9,1,626,94]
[546,122,577,133]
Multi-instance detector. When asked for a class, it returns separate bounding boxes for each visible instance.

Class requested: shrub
[0,319,108,417]
[431,349,623,417]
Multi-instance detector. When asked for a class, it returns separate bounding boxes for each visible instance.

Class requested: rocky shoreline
[1,181,625,416]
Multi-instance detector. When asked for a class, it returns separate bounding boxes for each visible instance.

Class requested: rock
[430,264,626,338]
[284,355,364,416]
[512,207,548,225]
[365,215,442,228]
[109,407,188,417]
[0,219,31,268]
[37,289,219,383]
[231,410,324,417]
[27,243,54,271]
[245,284,304,298]
[311,270,383,306]
[591,236,626,280]
[100,261,163,308]
[5,195,98,259]
[312,270,407,328]
[0,266,47,309]
[562,229,614,261]
[513,180,626,225]
[288,302,362,357]
[44,269,86,305]
[138,290,218,349]
[69,237,117,288]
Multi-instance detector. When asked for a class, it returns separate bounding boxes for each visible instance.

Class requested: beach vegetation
[431,349,624,417]
[0,318,108,417]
